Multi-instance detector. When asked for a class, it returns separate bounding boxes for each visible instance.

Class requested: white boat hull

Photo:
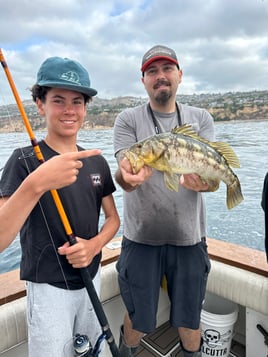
[1,243,268,357]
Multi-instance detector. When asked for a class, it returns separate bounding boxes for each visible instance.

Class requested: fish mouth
[125,151,144,174]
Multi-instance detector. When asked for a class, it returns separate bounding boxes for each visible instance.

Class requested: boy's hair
[31,84,91,103]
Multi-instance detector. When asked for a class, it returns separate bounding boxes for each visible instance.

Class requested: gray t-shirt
[113,102,215,246]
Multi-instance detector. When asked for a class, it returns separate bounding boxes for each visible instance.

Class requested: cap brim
[38,81,97,97]
[141,56,178,72]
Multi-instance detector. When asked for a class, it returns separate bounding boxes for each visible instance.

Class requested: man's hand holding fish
[116,155,153,192]
[180,173,209,192]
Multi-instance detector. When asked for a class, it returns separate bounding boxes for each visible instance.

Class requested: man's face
[142,60,182,105]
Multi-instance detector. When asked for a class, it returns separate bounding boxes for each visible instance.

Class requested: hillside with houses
[0,90,267,132]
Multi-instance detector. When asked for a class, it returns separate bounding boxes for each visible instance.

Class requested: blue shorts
[116,237,211,333]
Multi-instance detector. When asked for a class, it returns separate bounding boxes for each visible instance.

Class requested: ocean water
[0,120,267,273]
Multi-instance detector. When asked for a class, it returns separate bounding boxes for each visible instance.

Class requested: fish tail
[226,178,244,209]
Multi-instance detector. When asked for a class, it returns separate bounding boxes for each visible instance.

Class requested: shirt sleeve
[199,109,215,141]
[261,173,268,261]
[101,156,116,197]
[261,173,268,211]
[0,148,29,196]
[113,109,138,156]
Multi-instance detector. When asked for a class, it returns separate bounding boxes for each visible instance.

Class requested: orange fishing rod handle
[50,190,73,236]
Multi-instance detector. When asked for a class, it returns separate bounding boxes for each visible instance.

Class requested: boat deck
[136,321,245,356]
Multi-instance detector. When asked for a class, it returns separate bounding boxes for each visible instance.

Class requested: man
[113,45,215,357]
[0,56,120,356]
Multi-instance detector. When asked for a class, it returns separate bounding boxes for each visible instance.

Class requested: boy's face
[36,88,87,138]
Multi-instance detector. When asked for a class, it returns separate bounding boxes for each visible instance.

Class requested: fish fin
[164,172,180,191]
[171,125,240,168]
[171,124,197,136]
[226,177,244,209]
[149,156,170,172]
[209,142,241,168]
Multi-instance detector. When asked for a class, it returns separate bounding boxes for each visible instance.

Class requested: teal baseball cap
[36,57,97,97]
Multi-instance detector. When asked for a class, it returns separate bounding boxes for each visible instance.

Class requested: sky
[0,0,268,104]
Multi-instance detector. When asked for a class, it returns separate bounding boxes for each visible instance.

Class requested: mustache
[153,80,171,89]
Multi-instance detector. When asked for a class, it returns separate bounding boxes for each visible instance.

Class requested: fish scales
[125,124,244,209]
[158,134,226,179]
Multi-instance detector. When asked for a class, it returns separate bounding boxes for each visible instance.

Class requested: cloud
[0,0,267,103]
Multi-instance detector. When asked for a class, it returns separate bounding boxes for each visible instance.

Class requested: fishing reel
[74,334,92,356]
[73,332,106,357]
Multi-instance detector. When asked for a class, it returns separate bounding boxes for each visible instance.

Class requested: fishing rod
[0,49,120,357]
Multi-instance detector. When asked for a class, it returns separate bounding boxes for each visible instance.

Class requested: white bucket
[201,292,238,357]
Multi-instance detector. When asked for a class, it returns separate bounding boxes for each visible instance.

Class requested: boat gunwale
[0,237,267,306]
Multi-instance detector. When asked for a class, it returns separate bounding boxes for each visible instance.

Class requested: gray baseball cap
[141,45,179,72]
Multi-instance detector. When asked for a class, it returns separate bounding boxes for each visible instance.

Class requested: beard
[153,79,172,105]
[154,89,172,105]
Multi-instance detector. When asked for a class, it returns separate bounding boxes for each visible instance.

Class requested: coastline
[0,119,268,134]
[0,125,112,134]
[1,90,267,133]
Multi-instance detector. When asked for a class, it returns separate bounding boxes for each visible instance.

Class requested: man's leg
[167,241,210,357]
[119,313,143,357]
[179,327,202,357]
[116,238,162,356]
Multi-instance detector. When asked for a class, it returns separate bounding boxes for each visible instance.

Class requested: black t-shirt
[261,172,268,261]
[0,140,116,288]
